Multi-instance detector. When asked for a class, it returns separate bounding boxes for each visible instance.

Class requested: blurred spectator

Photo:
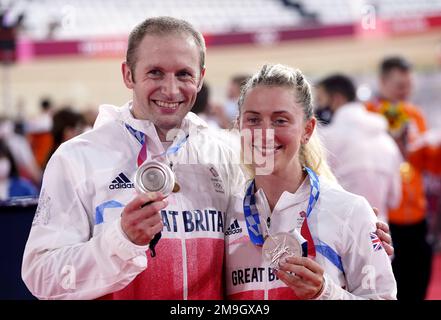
[44,107,86,169]
[280,0,318,24]
[317,74,402,223]
[222,74,250,127]
[26,97,54,134]
[81,107,99,131]
[14,97,27,136]
[0,7,20,63]
[366,56,437,300]
[192,82,221,129]
[314,102,334,126]
[192,82,240,153]
[26,97,55,169]
[0,138,38,200]
[0,116,42,185]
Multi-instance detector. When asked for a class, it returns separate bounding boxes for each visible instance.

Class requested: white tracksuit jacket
[319,102,402,222]
[22,102,243,300]
[225,177,397,300]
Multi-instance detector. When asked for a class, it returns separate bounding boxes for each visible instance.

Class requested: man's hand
[121,192,167,246]
[373,207,394,256]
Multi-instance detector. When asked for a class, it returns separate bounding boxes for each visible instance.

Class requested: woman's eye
[247,118,259,124]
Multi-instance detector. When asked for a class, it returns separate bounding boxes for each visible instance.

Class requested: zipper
[264,267,269,300]
[173,160,188,300]
[181,228,188,300]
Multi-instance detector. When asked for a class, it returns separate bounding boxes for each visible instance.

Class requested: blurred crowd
[0,98,96,200]
[314,56,441,300]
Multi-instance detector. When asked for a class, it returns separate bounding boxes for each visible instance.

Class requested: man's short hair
[317,74,356,102]
[126,16,206,77]
[380,56,412,76]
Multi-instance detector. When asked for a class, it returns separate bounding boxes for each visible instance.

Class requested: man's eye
[177,71,192,78]
[147,70,162,77]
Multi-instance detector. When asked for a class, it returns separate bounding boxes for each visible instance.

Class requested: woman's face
[239,85,315,175]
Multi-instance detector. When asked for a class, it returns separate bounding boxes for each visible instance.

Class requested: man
[366,56,436,300]
[22,16,243,300]
[22,16,392,300]
[316,74,402,222]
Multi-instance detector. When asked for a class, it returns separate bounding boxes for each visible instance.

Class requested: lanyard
[125,123,188,257]
[243,167,319,257]
[125,124,188,167]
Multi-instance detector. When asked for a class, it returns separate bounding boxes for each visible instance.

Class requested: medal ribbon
[125,124,188,167]
[125,124,188,258]
[243,167,320,257]
[302,167,319,257]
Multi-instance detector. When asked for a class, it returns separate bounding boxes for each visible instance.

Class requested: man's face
[122,34,205,140]
[381,69,412,102]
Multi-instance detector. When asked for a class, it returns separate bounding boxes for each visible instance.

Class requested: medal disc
[262,232,302,269]
[135,160,175,197]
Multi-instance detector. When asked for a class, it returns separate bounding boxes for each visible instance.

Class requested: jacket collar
[254,176,310,216]
[95,101,208,136]
[94,101,209,158]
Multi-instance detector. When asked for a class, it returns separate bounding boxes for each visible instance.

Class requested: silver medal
[262,232,302,269]
[134,160,175,197]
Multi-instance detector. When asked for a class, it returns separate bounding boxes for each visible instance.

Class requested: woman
[225,64,397,300]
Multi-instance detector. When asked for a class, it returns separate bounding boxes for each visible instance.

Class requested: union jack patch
[370,232,383,252]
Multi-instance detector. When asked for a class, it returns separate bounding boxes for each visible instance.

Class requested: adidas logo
[225,219,243,236]
[109,172,134,190]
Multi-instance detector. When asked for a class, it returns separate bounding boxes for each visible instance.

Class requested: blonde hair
[238,64,336,182]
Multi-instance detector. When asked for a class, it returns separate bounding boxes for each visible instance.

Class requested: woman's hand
[277,256,325,300]
[373,207,394,256]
